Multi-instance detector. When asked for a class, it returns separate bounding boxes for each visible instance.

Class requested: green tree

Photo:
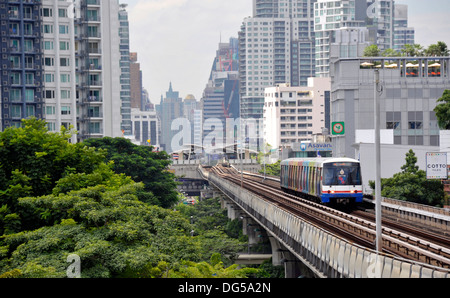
[381,48,399,57]
[425,41,449,57]
[363,44,381,57]
[401,44,424,57]
[434,90,450,129]
[370,150,445,207]
[0,183,202,278]
[167,254,258,278]
[83,137,179,208]
[0,118,104,232]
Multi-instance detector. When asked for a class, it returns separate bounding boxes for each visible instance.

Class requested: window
[10,72,21,85]
[61,90,71,99]
[44,41,54,50]
[43,24,53,34]
[25,73,34,85]
[25,89,34,102]
[46,105,55,115]
[10,89,21,102]
[59,25,69,34]
[45,73,54,83]
[89,122,101,134]
[60,41,69,51]
[61,106,71,115]
[42,8,53,17]
[60,58,70,67]
[44,90,55,99]
[44,57,54,66]
[10,105,22,118]
[26,105,35,118]
[58,9,67,18]
[408,111,423,131]
[60,74,70,83]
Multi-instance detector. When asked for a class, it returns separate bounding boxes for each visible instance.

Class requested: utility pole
[374,69,383,253]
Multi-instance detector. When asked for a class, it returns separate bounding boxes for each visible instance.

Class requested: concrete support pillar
[281,251,302,278]
[268,237,284,266]
[281,251,316,278]
[244,218,262,245]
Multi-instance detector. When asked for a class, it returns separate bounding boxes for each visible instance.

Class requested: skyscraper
[393,4,415,52]
[74,0,122,141]
[119,4,132,135]
[314,0,415,77]
[239,0,317,148]
[156,83,183,153]
[41,0,77,143]
[129,52,143,110]
[0,0,44,130]
[314,0,368,77]
[201,38,240,148]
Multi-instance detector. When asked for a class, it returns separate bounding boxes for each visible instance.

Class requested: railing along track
[211,166,450,269]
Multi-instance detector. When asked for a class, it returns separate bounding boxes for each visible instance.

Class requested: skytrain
[280,158,363,206]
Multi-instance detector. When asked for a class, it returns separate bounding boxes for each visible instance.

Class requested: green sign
[332,122,345,135]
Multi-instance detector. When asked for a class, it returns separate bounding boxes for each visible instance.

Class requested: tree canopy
[83,137,179,208]
[0,119,259,278]
[434,90,450,130]
[363,42,449,57]
[370,149,445,207]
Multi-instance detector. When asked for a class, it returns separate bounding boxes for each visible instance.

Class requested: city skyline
[123,0,450,105]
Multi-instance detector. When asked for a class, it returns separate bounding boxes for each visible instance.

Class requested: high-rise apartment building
[1,0,131,143]
[314,0,415,77]
[129,52,143,110]
[0,0,44,130]
[201,38,240,147]
[41,0,77,143]
[239,0,316,122]
[119,4,131,135]
[74,0,122,141]
[314,0,368,77]
[392,4,414,52]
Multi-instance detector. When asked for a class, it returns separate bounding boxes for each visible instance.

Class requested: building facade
[40,0,77,143]
[156,83,183,153]
[263,77,331,150]
[74,0,122,141]
[118,4,132,135]
[314,0,368,77]
[0,0,44,130]
[201,38,240,149]
[330,56,450,158]
[131,108,159,148]
[238,0,317,127]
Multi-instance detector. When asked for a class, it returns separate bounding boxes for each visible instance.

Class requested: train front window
[323,163,361,186]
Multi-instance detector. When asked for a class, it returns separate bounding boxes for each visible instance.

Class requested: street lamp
[374,69,383,253]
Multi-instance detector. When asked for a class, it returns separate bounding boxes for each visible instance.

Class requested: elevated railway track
[210,165,450,271]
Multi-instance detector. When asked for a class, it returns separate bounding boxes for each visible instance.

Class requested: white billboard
[426,152,448,179]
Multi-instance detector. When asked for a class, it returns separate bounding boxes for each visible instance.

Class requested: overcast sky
[120,0,450,104]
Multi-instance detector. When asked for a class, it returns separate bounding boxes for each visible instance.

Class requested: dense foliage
[434,90,450,130]
[83,137,179,208]
[0,119,260,278]
[369,149,445,207]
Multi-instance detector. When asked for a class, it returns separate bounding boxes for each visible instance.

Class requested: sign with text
[426,152,448,179]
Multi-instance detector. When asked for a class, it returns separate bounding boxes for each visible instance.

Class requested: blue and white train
[280,158,363,205]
